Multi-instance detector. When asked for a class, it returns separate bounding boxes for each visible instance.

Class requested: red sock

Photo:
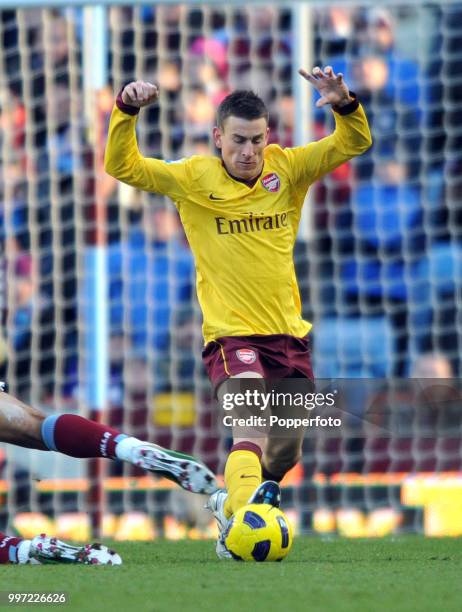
[41,414,128,459]
[0,533,23,564]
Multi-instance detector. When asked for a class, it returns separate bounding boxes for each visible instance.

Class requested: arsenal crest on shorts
[236,349,257,364]
[261,173,280,192]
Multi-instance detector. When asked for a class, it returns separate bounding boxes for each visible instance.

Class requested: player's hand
[121,80,159,108]
[299,66,352,108]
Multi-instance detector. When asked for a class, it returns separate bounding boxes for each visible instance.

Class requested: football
[224,503,293,562]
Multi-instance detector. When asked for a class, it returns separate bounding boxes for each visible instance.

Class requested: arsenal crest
[236,349,257,364]
[261,173,280,192]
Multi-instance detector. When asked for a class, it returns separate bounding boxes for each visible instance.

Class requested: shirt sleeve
[282,102,372,194]
[104,105,192,201]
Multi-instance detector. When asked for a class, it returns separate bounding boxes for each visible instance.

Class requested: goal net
[0,2,461,540]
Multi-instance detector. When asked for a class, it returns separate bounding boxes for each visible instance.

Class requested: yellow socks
[223,443,262,519]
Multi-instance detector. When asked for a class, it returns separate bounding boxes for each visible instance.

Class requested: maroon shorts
[202,334,314,393]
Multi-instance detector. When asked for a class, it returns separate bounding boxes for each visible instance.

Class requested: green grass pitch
[3,537,462,612]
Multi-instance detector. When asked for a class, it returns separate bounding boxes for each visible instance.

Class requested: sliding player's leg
[40,412,216,493]
[0,391,216,494]
[0,393,47,450]
[0,531,121,565]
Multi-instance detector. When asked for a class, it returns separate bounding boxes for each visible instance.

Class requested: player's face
[213,116,269,181]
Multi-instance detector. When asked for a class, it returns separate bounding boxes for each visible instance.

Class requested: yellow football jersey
[105,103,371,343]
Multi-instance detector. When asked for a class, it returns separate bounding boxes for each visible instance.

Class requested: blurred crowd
[0,4,462,473]
[311,6,462,379]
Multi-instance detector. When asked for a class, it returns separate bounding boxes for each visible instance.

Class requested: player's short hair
[216,91,269,129]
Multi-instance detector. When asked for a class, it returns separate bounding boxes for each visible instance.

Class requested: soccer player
[104,66,372,557]
[0,390,216,564]
[0,390,216,494]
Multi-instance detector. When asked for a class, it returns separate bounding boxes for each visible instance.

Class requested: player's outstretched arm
[104,80,160,186]
[286,65,372,187]
[104,80,190,198]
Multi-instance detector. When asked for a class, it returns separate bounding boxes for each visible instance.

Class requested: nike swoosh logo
[240,475,260,479]
[209,193,226,201]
